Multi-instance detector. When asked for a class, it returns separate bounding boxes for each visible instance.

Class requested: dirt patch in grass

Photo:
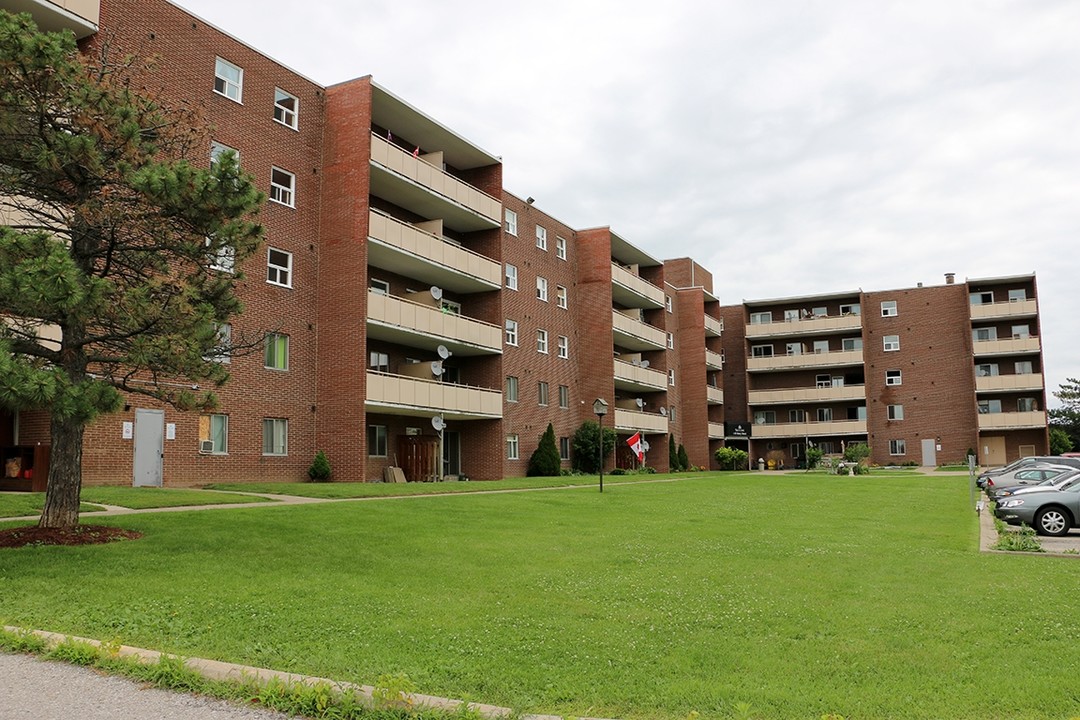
[0,524,142,549]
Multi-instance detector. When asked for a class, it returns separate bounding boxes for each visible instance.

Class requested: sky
[175,0,1080,408]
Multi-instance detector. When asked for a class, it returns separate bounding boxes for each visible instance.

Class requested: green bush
[677,444,690,472]
[307,450,331,482]
[669,435,679,472]
[714,446,748,471]
[805,447,824,469]
[527,423,562,477]
[572,420,616,474]
[843,442,871,465]
[610,468,627,476]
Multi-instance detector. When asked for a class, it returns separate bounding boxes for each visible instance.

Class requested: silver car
[994,481,1080,536]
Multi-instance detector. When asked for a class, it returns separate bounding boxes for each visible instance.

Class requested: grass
[0,494,104,518]
[0,487,272,519]
[1,472,1076,719]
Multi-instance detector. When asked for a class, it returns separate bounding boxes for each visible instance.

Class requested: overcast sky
[175,0,1080,408]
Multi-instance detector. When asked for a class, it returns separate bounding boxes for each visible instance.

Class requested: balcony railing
[368,210,500,293]
[610,263,665,309]
[745,313,862,338]
[704,314,724,337]
[366,371,501,420]
[751,419,868,438]
[977,410,1047,431]
[972,337,1041,357]
[709,422,725,439]
[367,291,502,356]
[969,299,1038,321]
[613,359,667,392]
[748,384,867,405]
[369,134,501,232]
[612,310,666,351]
[975,373,1044,394]
[614,408,669,434]
[747,349,864,372]
[18,0,98,37]
[705,349,724,370]
[707,385,724,404]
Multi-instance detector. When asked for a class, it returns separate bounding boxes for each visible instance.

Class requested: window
[842,337,863,351]
[214,57,243,102]
[883,335,900,352]
[850,405,867,420]
[556,285,567,309]
[369,351,388,372]
[976,363,999,377]
[886,369,902,386]
[557,335,569,359]
[888,404,904,420]
[817,407,833,422]
[666,295,673,313]
[789,409,807,423]
[889,439,906,456]
[749,311,772,325]
[536,329,548,354]
[210,141,239,168]
[831,376,845,388]
[367,424,388,457]
[205,236,235,273]
[198,414,228,454]
[535,225,547,250]
[668,369,675,386]
[556,236,567,259]
[264,333,289,370]
[839,303,860,315]
[1012,324,1030,339]
[559,437,570,461]
[786,342,803,356]
[969,291,993,305]
[506,434,519,460]
[370,278,390,295]
[973,327,997,342]
[262,418,288,456]
[538,381,549,406]
[267,247,292,287]
[505,209,518,236]
[881,300,898,317]
[505,376,518,402]
[505,320,518,346]
[505,264,518,290]
[1018,397,1037,412]
[667,333,674,350]
[813,340,829,354]
[784,309,799,322]
[752,344,774,358]
[1015,360,1034,375]
[817,442,835,454]
[1008,288,1027,302]
[816,374,831,388]
[536,276,548,302]
[206,323,231,364]
[559,385,569,409]
[270,167,295,207]
[978,399,1002,414]
[754,410,776,424]
[812,306,828,317]
[790,443,804,459]
[272,88,299,129]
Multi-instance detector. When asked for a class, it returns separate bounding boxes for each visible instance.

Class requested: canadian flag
[627,432,644,463]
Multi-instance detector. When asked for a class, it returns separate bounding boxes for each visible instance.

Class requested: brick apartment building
[0,0,1047,489]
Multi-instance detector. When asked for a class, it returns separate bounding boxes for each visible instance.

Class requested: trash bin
[757,458,765,471]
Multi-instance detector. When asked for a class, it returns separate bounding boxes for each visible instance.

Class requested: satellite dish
[635,398,644,409]
[430,286,443,301]
[641,440,650,452]
[631,358,641,367]
[430,360,444,376]
[659,406,668,417]
[436,345,451,360]
[640,360,650,369]
[431,415,445,431]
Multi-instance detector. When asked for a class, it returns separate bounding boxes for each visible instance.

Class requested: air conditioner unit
[199,440,214,454]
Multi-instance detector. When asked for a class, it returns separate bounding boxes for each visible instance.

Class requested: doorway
[981,436,1006,467]
[920,438,937,467]
[443,430,460,478]
[133,409,164,487]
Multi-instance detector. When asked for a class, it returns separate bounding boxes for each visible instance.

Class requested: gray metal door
[920,438,937,467]
[133,409,164,487]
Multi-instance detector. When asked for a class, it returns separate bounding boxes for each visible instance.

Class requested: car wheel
[1033,507,1070,537]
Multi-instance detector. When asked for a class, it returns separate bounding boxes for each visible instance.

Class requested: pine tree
[0,12,264,528]
[668,434,679,472]
[677,444,690,472]
[527,423,561,476]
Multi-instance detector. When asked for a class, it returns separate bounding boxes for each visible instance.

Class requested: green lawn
[0,494,104,517]
[1,473,1075,719]
[0,487,272,518]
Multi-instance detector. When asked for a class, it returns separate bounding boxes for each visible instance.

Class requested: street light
[593,398,608,493]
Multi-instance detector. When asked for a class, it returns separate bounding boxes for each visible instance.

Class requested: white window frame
[789,409,807,423]
[842,337,862,351]
[505,209,518,236]
[556,285,567,309]
[1017,397,1037,412]
[978,399,1002,414]
[751,344,774,358]
[367,424,388,457]
[883,335,900,352]
[817,407,833,422]
[1008,288,1027,302]
[273,88,299,129]
[505,319,518,346]
[813,340,829,354]
[889,439,906,456]
[370,278,390,295]
[201,413,229,454]
[888,404,904,420]
[881,300,898,317]
[536,329,548,354]
[214,57,243,102]
[505,375,519,402]
[559,437,570,461]
[270,167,295,207]
[535,225,547,250]
[667,333,674,350]
[840,303,860,316]
[1015,360,1033,375]
[557,335,569,359]
[976,363,999,377]
[749,311,772,325]
[1011,324,1030,340]
[536,276,548,302]
[369,351,389,372]
[666,296,673,313]
[262,418,288,456]
[668,369,675,386]
[205,236,235,273]
[264,333,289,371]
[206,323,232,364]
[504,263,518,290]
[210,141,239,168]
[886,369,902,386]
[267,247,293,287]
[506,434,519,460]
[754,410,776,425]
[555,236,567,260]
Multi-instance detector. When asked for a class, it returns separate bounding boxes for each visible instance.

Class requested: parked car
[989,470,1080,501]
[977,456,1080,488]
[981,465,1076,494]
[994,482,1080,536]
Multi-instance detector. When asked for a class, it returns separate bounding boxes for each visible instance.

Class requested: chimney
[945,273,956,285]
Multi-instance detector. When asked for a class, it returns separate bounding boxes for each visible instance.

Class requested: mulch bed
[0,525,142,549]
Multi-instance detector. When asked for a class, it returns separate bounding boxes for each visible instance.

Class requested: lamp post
[593,398,608,493]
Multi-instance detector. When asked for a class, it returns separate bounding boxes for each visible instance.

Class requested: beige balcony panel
[611,310,666,350]
[366,372,501,419]
[972,337,1041,357]
[970,299,1038,321]
[709,422,725,439]
[707,385,724,404]
[704,315,724,337]
[975,374,1045,393]
[747,349,864,372]
[367,292,502,355]
[745,313,863,338]
[752,419,868,438]
[978,411,1047,431]
[705,349,724,370]
[12,0,98,36]
[614,408,669,434]
[748,385,867,405]
[610,263,665,309]
[612,359,667,391]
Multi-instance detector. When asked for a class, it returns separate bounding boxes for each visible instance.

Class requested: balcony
[970,299,1038,321]
[366,371,501,420]
[612,310,666,351]
[975,373,1044,394]
[613,359,667,393]
[707,385,724,405]
[752,419,868,439]
[748,384,866,406]
[977,411,1047,431]
[611,264,665,309]
[704,314,724,337]
[747,349,863,373]
[709,422,724,439]
[705,349,724,370]
[13,0,98,37]
[368,211,500,294]
[614,408,669,434]
[745,313,862,339]
[972,337,1041,357]
[369,134,501,233]
[367,291,501,356]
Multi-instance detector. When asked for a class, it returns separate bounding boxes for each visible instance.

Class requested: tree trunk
[38,414,85,529]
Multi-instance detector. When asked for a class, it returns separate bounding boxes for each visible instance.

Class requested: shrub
[843,442,871,466]
[307,450,331,482]
[527,423,562,477]
[572,420,616,474]
[677,444,690,472]
[610,468,627,476]
[669,435,679,472]
[805,447,824,470]
[714,446,748,471]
